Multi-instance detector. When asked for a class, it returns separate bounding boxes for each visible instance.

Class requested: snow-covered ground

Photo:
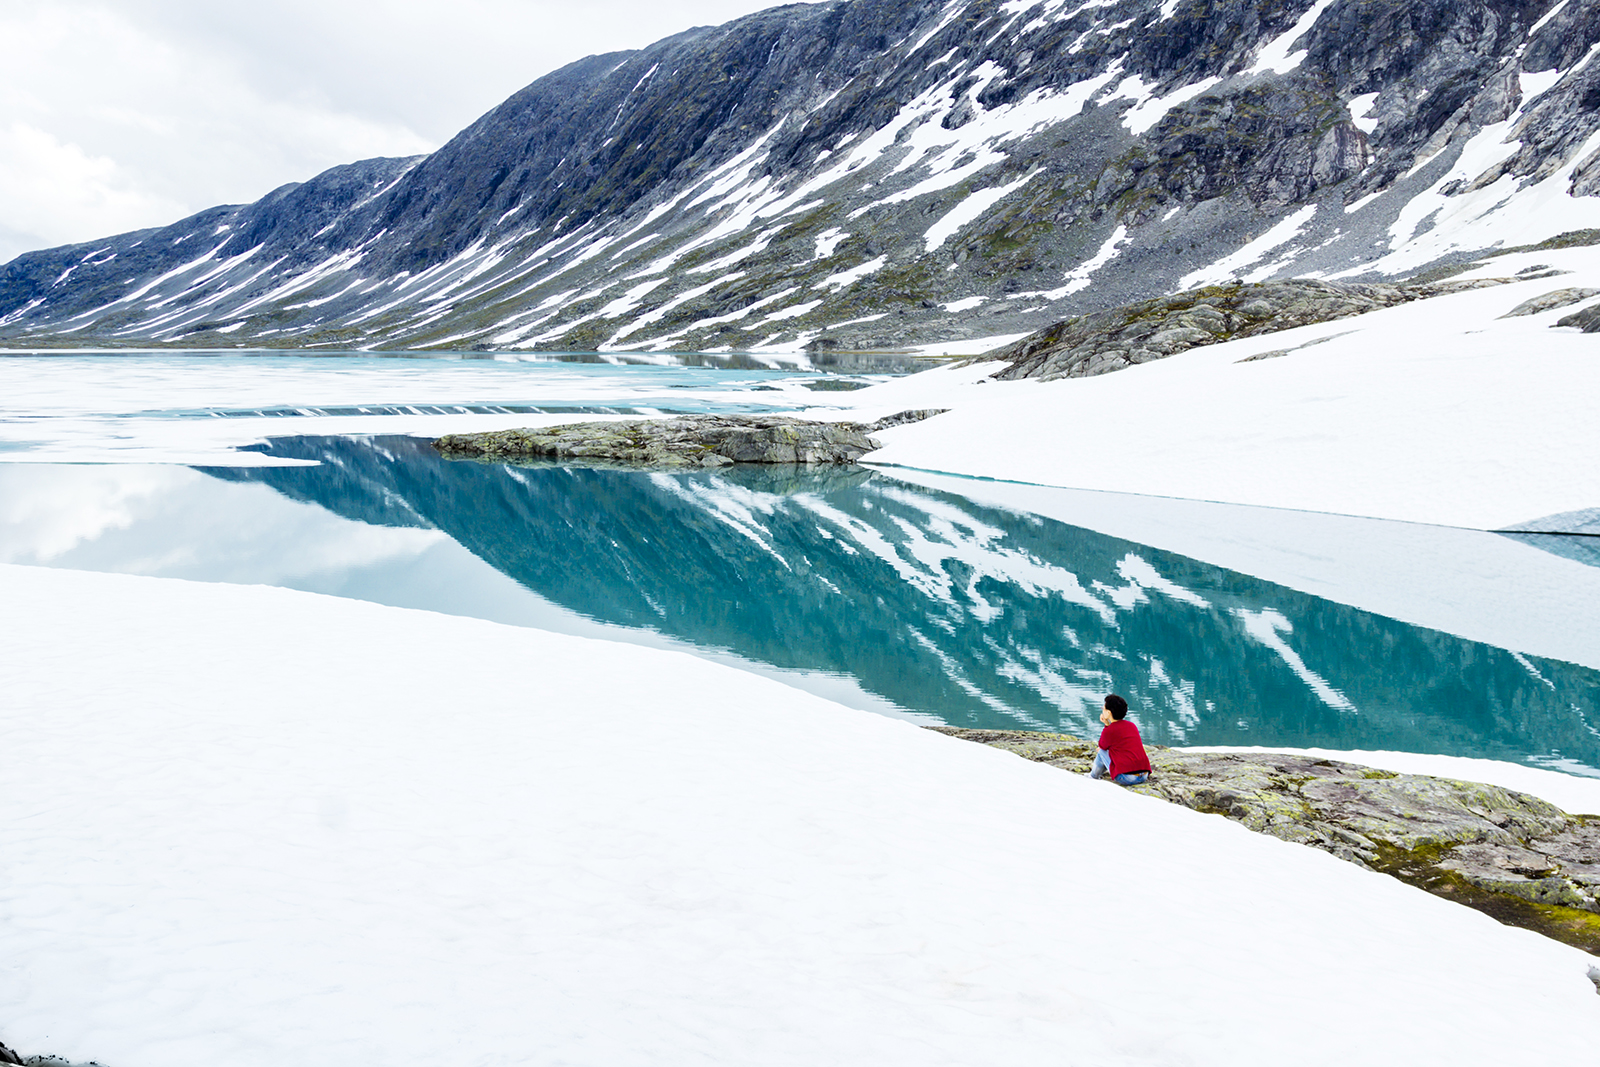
[2,564,1596,1067]
[846,245,1600,531]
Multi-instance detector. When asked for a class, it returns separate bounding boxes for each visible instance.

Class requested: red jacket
[1098,719,1151,778]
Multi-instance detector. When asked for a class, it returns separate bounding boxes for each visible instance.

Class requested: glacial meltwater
[2,350,1597,772]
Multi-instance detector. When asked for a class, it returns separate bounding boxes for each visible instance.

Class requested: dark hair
[1104,694,1128,720]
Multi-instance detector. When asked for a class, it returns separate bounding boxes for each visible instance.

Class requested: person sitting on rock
[1088,693,1151,785]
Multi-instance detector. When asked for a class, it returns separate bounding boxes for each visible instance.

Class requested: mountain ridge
[4,0,1599,354]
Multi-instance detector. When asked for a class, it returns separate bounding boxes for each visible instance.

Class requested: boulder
[1556,303,1600,332]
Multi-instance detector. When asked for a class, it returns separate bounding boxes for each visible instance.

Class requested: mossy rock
[934,726,1600,954]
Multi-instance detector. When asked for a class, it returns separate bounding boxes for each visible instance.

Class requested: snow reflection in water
[3,435,1596,772]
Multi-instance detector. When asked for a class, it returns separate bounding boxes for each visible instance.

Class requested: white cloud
[0,122,186,260]
[0,0,816,263]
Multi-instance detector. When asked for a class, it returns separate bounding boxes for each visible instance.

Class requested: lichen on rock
[932,726,1600,953]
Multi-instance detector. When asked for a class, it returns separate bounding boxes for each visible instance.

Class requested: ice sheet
[0,352,823,464]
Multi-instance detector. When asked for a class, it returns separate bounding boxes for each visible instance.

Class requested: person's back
[1088,693,1150,785]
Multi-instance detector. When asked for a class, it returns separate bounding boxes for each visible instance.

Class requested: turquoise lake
[3,435,1597,771]
[1,350,1596,773]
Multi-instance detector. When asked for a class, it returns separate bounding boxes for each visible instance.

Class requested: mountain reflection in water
[205,435,1600,769]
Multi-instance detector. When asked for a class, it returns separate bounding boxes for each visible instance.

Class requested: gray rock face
[1556,302,1600,331]
[1096,84,1371,220]
[1500,286,1600,316]
[936,727,1600,953]
[433,412,939,467]
[975,276,1513,381]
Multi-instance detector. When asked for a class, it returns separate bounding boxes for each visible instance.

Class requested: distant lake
[3,430,1597,773]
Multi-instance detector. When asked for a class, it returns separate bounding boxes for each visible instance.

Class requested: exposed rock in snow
[1500,286,1600,317]
[974,275,1514,381]
[435,414,890,467]
[1556,300,1600,330]
[940,726,1600,954]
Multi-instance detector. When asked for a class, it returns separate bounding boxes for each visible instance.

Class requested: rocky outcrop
[1556,302,1600,332]
[935,727,1600,953]
[0,1041,95,1067]
[1097,84,1370,219]
[434,411,941,467]
[974,277,1513,381]
[1501,286,1600,317]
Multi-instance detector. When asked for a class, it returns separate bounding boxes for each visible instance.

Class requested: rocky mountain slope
[4,0,1600,354]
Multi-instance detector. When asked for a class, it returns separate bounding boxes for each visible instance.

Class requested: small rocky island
[936,727,1600,956]
[434,410,942,468]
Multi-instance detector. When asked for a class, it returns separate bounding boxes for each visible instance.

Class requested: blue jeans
[1089,748,1148,786]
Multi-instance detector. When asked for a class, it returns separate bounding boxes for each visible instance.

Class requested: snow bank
[853,247,1600,530]
[1,564,1596,1066]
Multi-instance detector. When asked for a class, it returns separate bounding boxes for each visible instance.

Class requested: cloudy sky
[0,0,813,264]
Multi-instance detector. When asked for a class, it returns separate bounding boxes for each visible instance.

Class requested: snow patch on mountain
[6,0,1600,354]
[925,176,1033,251]
[1180,205,1318,289]
[1248,0,1338,75]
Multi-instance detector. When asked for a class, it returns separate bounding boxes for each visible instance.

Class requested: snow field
[854,248,1600,530]
[1,564,1597,1067]
[1246,0,1336,76]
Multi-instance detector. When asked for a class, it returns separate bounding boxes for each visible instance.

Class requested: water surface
[5,436,1595,771]
[3,349,1595,772]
